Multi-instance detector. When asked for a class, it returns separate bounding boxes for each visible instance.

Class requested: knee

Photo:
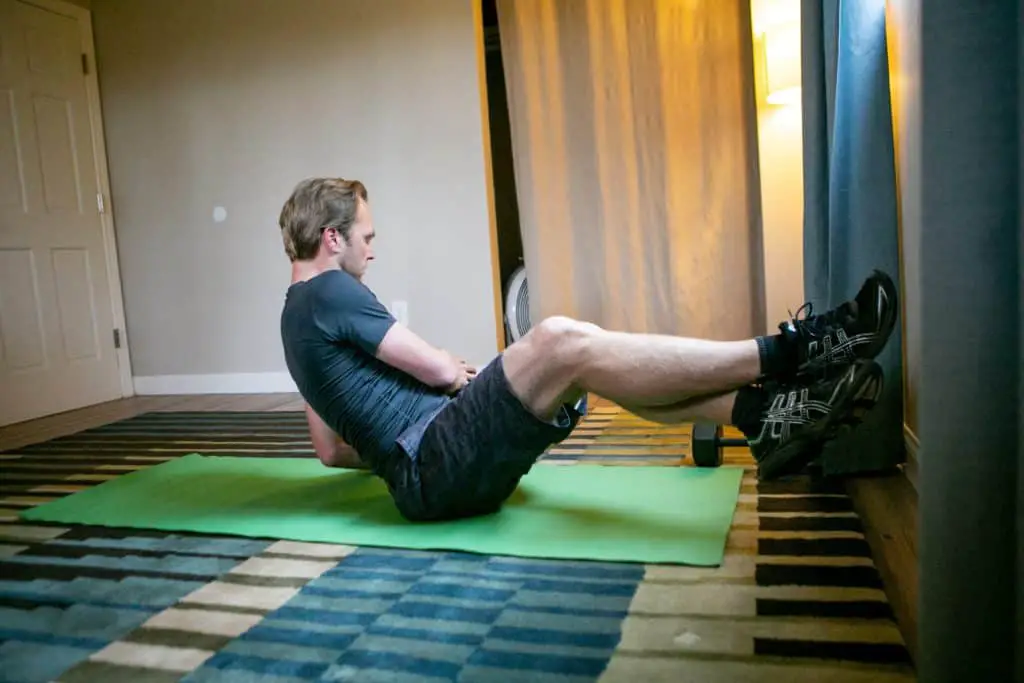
[529,315,600,364]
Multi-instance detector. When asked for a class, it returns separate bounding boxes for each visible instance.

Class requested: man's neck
[291,258,340,284]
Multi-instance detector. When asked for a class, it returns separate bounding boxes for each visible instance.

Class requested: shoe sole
[757,359,884,481]
[861,269,899,361]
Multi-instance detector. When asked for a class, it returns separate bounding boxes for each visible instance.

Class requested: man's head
[279,177,376,279]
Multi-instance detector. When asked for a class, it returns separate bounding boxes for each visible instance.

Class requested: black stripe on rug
[758,537,873,557]
[754,638,913,665]
[758,496,855,513]
[758,515,864,533]
[756,598,895,620]
[755,563,885,589]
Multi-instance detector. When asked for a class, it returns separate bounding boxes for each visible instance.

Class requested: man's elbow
[315,446,336,467]
[319,444,371,470]
[314,441,341,467]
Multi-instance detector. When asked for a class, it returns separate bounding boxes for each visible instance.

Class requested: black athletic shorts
[384,354,583,522]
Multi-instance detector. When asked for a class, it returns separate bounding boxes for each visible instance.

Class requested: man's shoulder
[307,269,356,294]
[284,271,366,313]
[310,270,380,304]
[283,269,393,352]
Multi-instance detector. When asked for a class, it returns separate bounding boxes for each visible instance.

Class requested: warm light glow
[766,85,801,106]
[762,20,801,107]
[751,0,799,35]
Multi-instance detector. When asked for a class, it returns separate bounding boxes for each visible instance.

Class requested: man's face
[338,199,375,280]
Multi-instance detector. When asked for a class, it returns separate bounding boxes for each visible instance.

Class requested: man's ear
[321,227,340,252]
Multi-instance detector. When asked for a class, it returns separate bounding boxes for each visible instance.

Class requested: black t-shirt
[280,269,449,467]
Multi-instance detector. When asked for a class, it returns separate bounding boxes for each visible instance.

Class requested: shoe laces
[780,301,856,342]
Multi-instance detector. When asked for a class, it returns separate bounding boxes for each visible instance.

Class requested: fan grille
[515,275,530,335]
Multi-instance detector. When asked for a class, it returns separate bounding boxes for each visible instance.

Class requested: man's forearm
[375,323,463,388]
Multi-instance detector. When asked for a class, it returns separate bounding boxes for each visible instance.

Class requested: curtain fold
[915,2,1021,679]
[495,0,764,341]
[801,0,905,475]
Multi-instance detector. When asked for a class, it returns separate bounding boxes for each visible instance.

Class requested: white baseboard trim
[903,423,920,493]
[133,372,298,395]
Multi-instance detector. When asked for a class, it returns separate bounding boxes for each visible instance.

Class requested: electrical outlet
[391,300,408,326]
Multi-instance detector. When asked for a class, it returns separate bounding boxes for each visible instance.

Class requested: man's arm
[375,322,472,392]
[304,403,370,469]
[315,271,472,392]
[316,272,468,391]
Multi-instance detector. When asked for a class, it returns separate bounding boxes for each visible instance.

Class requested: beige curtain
[496,0,765,340]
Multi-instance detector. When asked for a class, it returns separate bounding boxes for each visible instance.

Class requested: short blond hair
[278,177,368,261]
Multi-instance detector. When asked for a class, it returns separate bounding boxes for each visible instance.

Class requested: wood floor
[0,393,305,452]
[847,470,919,663]
[0,392,921,666]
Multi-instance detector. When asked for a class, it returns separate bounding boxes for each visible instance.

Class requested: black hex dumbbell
[691,422,748,467]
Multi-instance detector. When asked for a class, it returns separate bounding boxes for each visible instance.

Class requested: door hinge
[81,53,89,75]
[113,329,121,349]
[97,192,105,213]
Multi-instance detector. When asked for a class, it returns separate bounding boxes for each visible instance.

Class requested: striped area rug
[0,405,916,682]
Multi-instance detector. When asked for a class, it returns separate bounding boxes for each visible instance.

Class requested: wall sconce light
[762,21,801,106]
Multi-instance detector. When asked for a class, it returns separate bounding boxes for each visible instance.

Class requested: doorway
[480,0,526,345]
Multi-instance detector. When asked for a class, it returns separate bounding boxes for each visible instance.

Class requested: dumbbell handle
[719,437,748,447]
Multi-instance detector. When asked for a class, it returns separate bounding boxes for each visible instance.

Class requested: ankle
[730,384,766,439]
[756,332,797,378]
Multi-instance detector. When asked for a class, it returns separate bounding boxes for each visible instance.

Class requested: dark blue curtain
[800,0,904,476]
[914,1,1021,680]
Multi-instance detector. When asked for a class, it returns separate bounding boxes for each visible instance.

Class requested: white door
[0,0,126,426]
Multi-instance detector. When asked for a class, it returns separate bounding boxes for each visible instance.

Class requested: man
[279,177,897,522]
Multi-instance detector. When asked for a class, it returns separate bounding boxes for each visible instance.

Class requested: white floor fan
[504,263,532,344]
[503,263,587,416]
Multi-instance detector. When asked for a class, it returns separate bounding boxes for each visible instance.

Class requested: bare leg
[619,391,739,426]
[578,332,759,404]
[502,316,761,419]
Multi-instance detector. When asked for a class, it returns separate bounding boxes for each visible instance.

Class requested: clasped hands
[442,349,477,395]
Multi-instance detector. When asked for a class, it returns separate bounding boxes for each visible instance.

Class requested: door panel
[0,0,123,426]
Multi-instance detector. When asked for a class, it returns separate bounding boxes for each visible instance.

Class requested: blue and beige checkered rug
[0,406,916,682]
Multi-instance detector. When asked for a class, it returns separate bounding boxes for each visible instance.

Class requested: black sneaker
[746,358,884,480]
[779,270,899,379]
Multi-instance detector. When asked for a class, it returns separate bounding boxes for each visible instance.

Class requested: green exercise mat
[20,454,744,566]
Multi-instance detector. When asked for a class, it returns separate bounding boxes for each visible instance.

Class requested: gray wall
[91,0,500,380]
